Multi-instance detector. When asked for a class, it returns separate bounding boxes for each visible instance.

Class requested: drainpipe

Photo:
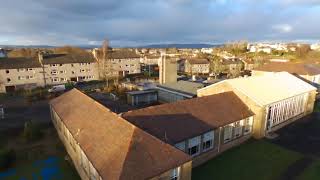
[218,127,222,153]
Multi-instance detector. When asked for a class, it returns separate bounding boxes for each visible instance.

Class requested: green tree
[210,56,224,79]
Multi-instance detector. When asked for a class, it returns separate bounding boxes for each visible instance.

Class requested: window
[234,120,243,138]
[50,64,58,67]
[71,64,74,67]
[52,77,59,82]
[26,75,34,79]
[224,124,233,143]
[80,69,85,73]
[27,68,33,71]
[6,70,9,74]
[18,68,25,72]
[202,131,214,152]
[7,78,11,82]
[188,136,200,156]
[170,167,180,180]
[72,71,75,74]
[174,141,186,152]
[51,70,58,75]
[244,117,253,134]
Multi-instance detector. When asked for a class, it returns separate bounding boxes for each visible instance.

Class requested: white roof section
[227,72,316,106]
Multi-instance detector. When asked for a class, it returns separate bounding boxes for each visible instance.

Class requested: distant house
[157,80,204,103]
[252,62,320,87]
[50,89,192,180]
[182,58,210,74]
[220,58,244,74]
[198,72,317,139]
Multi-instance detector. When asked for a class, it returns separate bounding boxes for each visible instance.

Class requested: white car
[48,85,66,93]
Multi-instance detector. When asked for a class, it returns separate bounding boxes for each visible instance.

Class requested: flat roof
[157,81,204,96]
[127,90,157,95]
[50,89,191,180]
[123,91,254,144]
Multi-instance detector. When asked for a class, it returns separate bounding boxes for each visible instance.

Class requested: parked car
[48,85,66,93]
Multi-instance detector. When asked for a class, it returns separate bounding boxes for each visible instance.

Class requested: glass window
[188,136,201,156]
[234,121,243,138]
[202,131,214,151]
[174,141,186,152]
[170,167,180,180]
[244,117,253,134]
[224,124,233,143]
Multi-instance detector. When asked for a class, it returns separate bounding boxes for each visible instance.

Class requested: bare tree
[210,56,224,79]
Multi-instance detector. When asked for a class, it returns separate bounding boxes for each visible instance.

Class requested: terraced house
[50,89,255,180]
[0,52,99,93]
[0,57,44,92]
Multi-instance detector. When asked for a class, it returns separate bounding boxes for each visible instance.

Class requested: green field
[192,140,302,180]
[298,160,320,180]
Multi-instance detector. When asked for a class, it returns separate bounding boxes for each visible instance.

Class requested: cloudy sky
[0,0,319,47]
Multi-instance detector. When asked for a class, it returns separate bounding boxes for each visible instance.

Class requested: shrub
[22,121,43,142]
[0,148,15,170]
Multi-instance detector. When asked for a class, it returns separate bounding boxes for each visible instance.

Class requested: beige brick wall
[150,161,192,180]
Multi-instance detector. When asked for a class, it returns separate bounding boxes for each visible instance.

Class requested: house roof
[187,58,210,65]
[157,80,204,96]
[221,58,242,65]
[225,72,316,106]
[0,57,42,69]
[122,91,254,144]
[108,50,141,59]
[253,62,320,75]
[50,89,191,180]
[42,53,95,64]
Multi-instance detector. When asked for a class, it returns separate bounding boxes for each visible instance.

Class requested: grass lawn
[297,160,320,180]
[314,102,320,112]
[0,156,80,180]
[192,140,302,180]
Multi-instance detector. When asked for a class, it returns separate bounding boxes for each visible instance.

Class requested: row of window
[49,62,91,67]
[174,118,254,157]
[50,69,91,75]
[223,118,253,143]
[175,131,214,157]
[5,68,34,74]
[18,75,34,80]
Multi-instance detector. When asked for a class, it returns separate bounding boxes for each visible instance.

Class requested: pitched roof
[254,62,320,75]
[0,57,41,69]
[42,53,95,64]
[187,58,209,64]
[157,81,204,96]
[221,58,242,65]
[50,89,190,180]
[108,50,141,59]
[122,92,254,144]
[226,72,316,106]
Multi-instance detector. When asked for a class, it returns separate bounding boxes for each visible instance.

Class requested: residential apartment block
[198,72,317,138]
[0,53,99,93]
[180,58,210,74]
[92,49,141,78]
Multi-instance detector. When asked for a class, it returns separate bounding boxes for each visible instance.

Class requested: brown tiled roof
[254,62,320,75]
[187,58,209,65]
[95,49,141,59]
[0,57,41,69]
[122,92,254,144]
[221,58,243,65]
[42,53,95,64]
[50,89,190,180]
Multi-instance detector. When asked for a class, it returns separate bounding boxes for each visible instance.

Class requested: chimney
[159,54,177,84]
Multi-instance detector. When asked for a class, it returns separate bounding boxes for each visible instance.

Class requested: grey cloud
[0,0,319,46]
